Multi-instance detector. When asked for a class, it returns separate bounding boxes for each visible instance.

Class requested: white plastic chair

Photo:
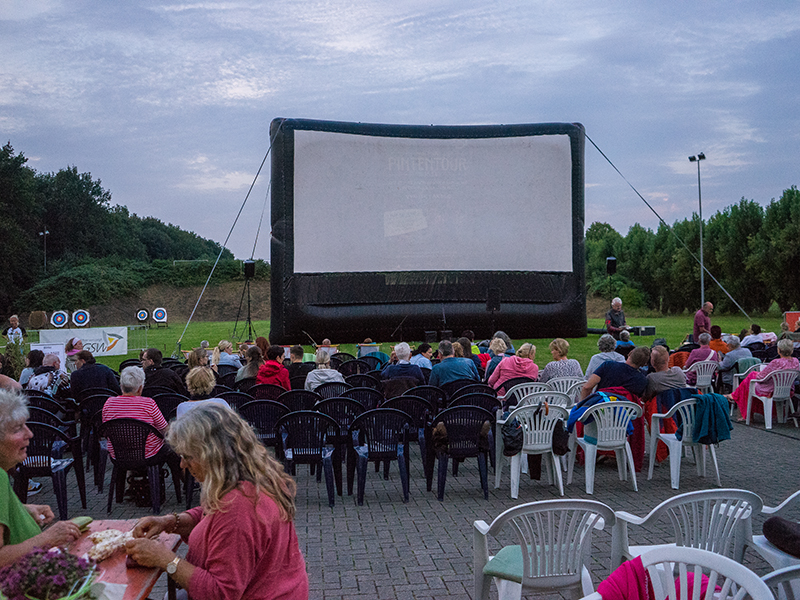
[746,369,800,429]
[647,398,721,489]
[641,546,773,600]
[494,392,570,482]
[763,564,800,600]
[503,382,549,408]
[474,499,615,600]
[747,489,800,572]
[731,362,765,415]
[566,400,642,495]
[684,360,719,394]
[547,376,585,395]
[495,404,568,498]
[610,488,763,570]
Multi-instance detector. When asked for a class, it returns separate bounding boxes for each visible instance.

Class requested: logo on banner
[84,331,124,354]
[51,311,69,328]
[72,309,90,327]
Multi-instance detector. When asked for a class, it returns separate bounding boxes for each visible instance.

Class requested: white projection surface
[292,130,574,273]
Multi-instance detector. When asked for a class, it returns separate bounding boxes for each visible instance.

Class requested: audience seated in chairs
[717,335,753,393]
[487,342,538,390]
[177,367,230,417]
[683,333,720,386]
[102,366,181,477]
[305,349,346,392]
[429,340,479,388]
[409,343,434,370]
[141,348,185,394]
[256,345,291,390]
[585,334,625,379]
[287,345,314,381]
[236,345,263,382]
[381,342,425,387]
[69,350,120,399]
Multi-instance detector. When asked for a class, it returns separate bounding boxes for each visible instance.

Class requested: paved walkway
[26,415,800,599]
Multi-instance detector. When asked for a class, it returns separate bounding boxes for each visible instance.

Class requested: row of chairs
[475,487,800,600]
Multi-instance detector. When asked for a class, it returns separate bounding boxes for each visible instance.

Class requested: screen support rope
[173,121,282,357]
[585,133,751,322]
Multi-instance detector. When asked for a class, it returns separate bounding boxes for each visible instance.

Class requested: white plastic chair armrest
[764,489,800,516]
[473,520,491,535]
[579,592,603,600]
[615,510,649,526]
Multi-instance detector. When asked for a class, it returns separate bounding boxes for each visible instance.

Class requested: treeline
[0,142,262,314]
[586,186,800,314]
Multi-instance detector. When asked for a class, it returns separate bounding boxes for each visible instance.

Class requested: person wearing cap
[64,337,83,373]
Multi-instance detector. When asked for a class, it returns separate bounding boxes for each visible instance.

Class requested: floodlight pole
[39,226,50,273]
[689,153,706,305]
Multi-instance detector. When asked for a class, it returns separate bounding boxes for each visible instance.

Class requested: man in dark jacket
[70,350,121,398]
[141,348,185,394]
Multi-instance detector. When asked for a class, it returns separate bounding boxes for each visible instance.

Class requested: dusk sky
[2,1,798,260]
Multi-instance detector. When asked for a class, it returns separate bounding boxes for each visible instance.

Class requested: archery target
[153,308,167,323]
[51,311,69,328]
[136,309,149,322]
[72,309,90,326]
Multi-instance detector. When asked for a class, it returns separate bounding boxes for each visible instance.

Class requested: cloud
[175,155,254,192]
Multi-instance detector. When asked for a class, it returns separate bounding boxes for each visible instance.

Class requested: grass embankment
[87,313,789,374]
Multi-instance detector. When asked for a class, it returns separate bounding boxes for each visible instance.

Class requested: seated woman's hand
[39,520,81,547]
[132,515,169,539]
[25,504,55,526]
[125,538,175,569]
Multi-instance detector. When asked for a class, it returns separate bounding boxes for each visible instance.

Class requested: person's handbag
[501,418,523,456]
[552,419,570,456]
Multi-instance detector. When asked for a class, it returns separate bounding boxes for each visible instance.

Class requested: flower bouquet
[0,547,96,600]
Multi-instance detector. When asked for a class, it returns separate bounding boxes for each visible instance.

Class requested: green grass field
[78,312,789,374]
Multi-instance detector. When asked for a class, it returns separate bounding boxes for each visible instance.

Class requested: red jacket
[256,361,290,390]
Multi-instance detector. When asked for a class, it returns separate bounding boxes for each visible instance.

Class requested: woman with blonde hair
[482,337,508,382]
[538,338,583,383]
[177,367,230,417]
[126,404,309,599]
[211,340,241,369]
[488,342,539,389]
[186,347,210,369]
[237,345,264,382]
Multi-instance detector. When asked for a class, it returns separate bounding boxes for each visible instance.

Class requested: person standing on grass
[693,302,713,342]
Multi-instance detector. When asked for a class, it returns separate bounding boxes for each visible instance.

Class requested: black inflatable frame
[269,118,586,344]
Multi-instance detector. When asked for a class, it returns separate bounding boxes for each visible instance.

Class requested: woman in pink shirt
[488,343,539,389]
[126,404,308,600]
[728,338,799,422]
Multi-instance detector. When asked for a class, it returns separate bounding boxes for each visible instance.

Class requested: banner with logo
[39,327,128,356]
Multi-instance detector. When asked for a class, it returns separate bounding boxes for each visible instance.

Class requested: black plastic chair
[345,373,381,390]
[25,394,72,423]
[358,355,384,371]
[219,372,237,389]
[170,364,189,380]
[211,384,233,397]
[448,393,502,413]
[342,387,383,411]
[13,422,87,520]
[239,400,289,451]
[315,381,353,400]
[440,378,479,400]
[419,367,432,383]
[119,358,142,371]
[275,411,339,507]
[349,409,411,506]
[142,386,178,398]
[27,406,78,440]
[428,406,494,501]
[74,387,118,404]
[332,352,356,363]
[98,418,182,514]
[277,389,322,412]
[338,359,372,376]
[315,398,365,495]
[216,390,254,412]
[249,383,288,401]
[216,364,239,377]
[290,375,307,390]
[234,377,258,393]
[152,393,189,421]
[79,393,114,480]
[382,396,434,470]
[450,383,497,400]
[403,385,447,414]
